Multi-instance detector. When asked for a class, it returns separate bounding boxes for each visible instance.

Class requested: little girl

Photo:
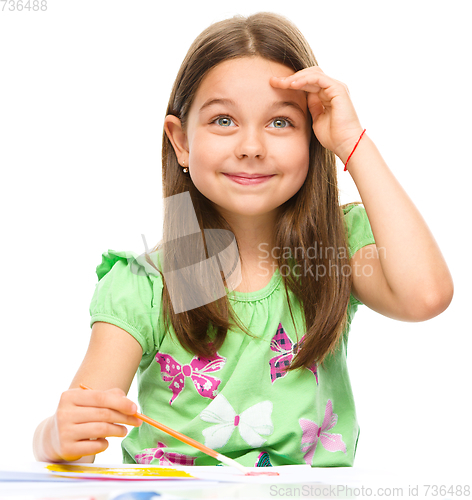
[33,12,453,468]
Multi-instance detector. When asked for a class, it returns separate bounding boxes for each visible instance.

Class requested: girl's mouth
[223,174,275,185]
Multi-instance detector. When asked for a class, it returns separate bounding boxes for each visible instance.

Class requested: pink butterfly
[156,351,226,405]
[269,323,318,383]
[299,400,347,465]
[135,441,196,466]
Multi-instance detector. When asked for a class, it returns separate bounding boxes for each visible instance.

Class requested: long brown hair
[152,12,353,369]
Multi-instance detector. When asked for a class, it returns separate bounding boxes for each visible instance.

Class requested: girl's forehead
[192,56,306,110]
[208,56,294,76]
[200,57,295,89]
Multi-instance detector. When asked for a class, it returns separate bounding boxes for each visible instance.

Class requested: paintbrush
[79,384,248,474]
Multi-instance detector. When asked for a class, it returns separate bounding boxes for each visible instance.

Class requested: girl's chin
[215,205,282,219]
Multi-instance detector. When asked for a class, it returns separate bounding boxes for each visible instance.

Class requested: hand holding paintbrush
[80,384,249,474]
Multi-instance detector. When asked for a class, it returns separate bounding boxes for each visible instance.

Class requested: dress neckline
[225,267,282,302]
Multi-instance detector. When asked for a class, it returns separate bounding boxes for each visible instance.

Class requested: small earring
[182,159,188,173]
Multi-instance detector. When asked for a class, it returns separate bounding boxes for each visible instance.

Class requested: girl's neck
[231,231,279,293]
[219,209,280,261]
[216,208,281,291]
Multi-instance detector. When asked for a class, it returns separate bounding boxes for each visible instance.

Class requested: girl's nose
[235,127,266,160]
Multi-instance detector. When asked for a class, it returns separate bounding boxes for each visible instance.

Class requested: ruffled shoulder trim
[96,249,163,282]
[342,201,362,217]
[96,250,135,281]
[90,249,165,354]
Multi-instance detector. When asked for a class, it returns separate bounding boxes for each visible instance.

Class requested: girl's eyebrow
[199,98,306,117]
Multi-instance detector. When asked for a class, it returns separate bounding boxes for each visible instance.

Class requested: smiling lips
[227,172,273,178]
[223,173,275,185]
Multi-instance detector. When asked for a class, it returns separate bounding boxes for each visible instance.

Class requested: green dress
[89,204,375,467]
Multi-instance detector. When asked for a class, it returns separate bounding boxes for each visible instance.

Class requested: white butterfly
[200,394,274,449]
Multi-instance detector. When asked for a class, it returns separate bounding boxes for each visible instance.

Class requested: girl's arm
[270,69,453,321]
[33,321,143,463]
[343,136,453,321]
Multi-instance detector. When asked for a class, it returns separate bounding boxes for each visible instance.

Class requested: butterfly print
[269,323,318,383]
[299,399,347,465]
[156,351,226,405]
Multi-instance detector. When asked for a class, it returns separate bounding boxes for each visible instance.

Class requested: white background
[1,0,470,482]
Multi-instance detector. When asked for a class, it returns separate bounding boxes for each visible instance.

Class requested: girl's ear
[164,115,189,163]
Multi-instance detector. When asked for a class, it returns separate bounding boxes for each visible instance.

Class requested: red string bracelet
[344,129,366,171]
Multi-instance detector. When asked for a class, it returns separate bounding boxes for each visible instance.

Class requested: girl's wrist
[334,128,366,165]
[341,134,385,178]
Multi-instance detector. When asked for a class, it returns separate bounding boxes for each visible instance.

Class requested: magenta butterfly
[135,441,197,466]
[269,323,318,383]
[156,351,226,405]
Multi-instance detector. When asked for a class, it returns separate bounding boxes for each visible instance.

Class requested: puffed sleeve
[343,204,376,306]
[89,249,165,354]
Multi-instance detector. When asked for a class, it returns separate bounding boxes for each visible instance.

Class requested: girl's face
[183,56,311,219]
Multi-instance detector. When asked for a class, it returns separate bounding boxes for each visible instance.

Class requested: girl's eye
[211,116,293,128]
[269,117,293,128]
[214,116,234,127]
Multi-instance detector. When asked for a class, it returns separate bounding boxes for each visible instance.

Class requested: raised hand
[270,67,364,163]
